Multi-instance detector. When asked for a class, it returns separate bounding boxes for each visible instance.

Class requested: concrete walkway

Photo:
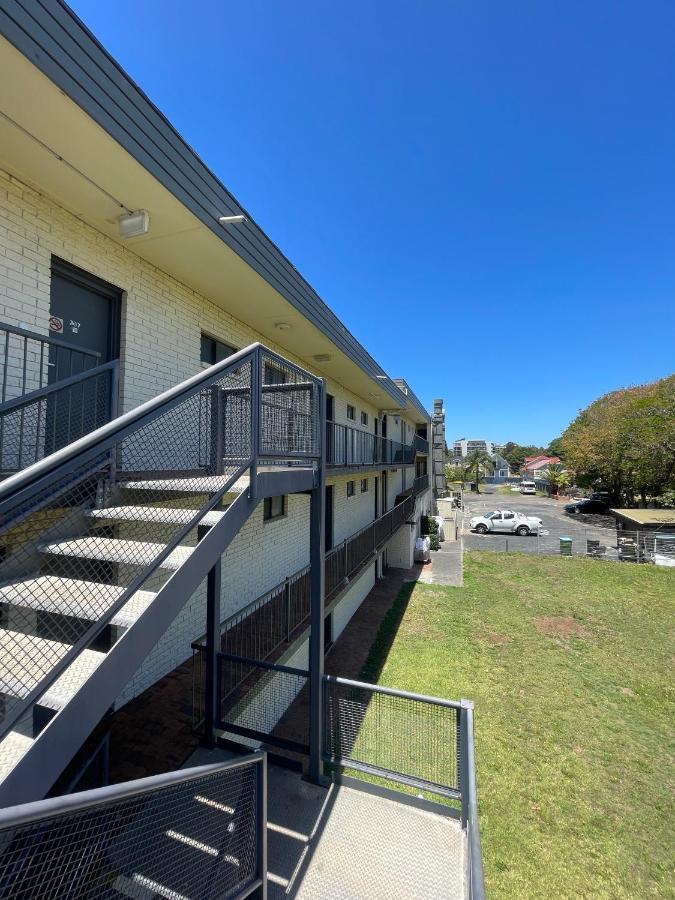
[430,538,464,586]
[416,539,463,587]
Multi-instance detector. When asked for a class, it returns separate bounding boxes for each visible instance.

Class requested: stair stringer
[0,489,260,808]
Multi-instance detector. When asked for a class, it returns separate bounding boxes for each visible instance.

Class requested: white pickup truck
[469,509,544,536]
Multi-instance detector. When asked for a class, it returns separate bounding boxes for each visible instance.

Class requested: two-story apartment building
[0,0,431,797]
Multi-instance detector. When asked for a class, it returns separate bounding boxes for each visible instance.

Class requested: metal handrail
[323,674,463,710]
[0,754,267,900]
[0,359,118,416]
[0,342,258,508]
[0,753,264,827]
[460,702,486,899]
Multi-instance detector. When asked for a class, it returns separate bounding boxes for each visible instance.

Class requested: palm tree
[463,450,494,494]
[543,464,570,496]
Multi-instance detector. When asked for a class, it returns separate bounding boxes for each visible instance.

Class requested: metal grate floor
[279,782,465,900]
[185,748,466,900]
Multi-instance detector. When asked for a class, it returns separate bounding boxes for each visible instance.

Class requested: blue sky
[70,0,675,445]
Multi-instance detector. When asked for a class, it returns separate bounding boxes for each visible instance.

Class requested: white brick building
[0,3,432,795]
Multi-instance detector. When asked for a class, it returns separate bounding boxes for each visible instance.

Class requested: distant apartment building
[453,437,495,458]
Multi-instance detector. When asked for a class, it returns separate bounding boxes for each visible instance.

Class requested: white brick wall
[0,167,424,707]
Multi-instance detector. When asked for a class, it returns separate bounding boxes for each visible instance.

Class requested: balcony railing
[326,421,415,469]
[192,482,428,728]
[0,755,267,899]
[323,677,485,898]
[412,472,430,494]
[414,433,429,454]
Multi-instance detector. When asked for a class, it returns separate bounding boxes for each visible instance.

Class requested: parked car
[469,509,544,536]
[564,499,609,515]
[520,481,536,495]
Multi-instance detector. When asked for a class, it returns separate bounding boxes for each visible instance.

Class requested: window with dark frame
[201,333,237,365]
[347,404,355,421]
[361,411,368,426]
[347,481,355,497]
[361,478,368,493]
[263,495,286,521]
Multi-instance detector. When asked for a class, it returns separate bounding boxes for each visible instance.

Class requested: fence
[0,755,267,899]
[192,490,420,729]
[326,421,415,468]
[0,360,119,474]
[0,322,101,405]
[323,675,485,899]
[464,520,675,564]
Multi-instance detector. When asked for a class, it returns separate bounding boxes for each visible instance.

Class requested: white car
[469,509,543,536]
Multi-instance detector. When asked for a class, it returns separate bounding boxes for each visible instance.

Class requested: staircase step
[39,537,194,571]
[88,506,226,527]
[0,629,105,710]
[0,731,34,784]
[120,475,249,495]
[0,576,156,630]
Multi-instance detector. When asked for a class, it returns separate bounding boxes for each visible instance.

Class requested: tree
[501,442,546,471]
[546,436,565,459]
[561,375,675,505]
[463,450,494,494]
[542,464,570,496]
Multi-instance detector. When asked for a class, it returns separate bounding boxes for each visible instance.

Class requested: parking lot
[460,486,621,557]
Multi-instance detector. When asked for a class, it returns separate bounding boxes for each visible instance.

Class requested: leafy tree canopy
[561,374,675,504]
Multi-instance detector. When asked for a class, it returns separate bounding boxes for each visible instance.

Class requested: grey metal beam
[0,489,260,808]
[256,467,316,497]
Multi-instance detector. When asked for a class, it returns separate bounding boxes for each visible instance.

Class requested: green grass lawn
[363,551,674,898]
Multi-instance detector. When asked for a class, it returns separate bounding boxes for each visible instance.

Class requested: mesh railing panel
[0,762,261,899]
[324,678,460,796]
[218,654,309,750]
[0,355,254,741]
[259,350,320,459]
[0,324,100,407]
[0,365,115,474]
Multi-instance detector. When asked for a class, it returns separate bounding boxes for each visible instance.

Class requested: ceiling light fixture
[118,210,150,238]
[219,215,247,225]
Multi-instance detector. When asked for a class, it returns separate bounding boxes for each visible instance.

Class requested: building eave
[0,0,409,409]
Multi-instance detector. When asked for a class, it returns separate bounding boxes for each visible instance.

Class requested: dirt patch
[620,686,636,697]
[476,630,512,647]
[533,616,588,640]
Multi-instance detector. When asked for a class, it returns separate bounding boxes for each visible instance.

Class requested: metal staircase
[0,344,323,807]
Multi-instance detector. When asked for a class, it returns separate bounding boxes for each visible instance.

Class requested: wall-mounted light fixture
[219,215,247,225]
[118,210,150,238]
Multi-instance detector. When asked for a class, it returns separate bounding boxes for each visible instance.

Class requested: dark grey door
[47,259,121,451]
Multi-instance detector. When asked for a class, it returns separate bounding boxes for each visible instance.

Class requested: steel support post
[253,754,268,899]
[204,552,221,748]
[308,380,327,784]
[250,347,261,499]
